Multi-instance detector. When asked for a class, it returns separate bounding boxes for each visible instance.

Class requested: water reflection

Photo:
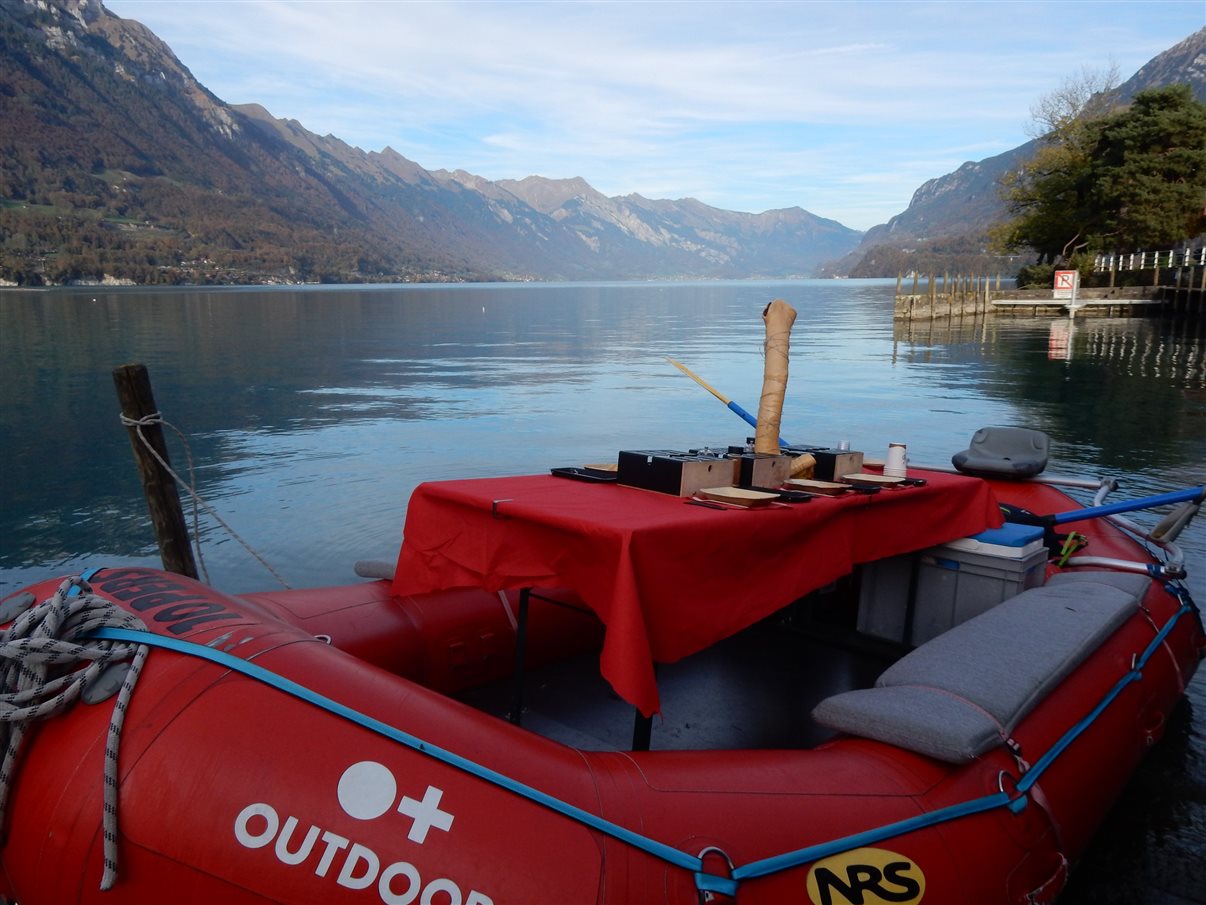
[1048,318,1075,361]
[896,311,1206,387]
[892,313,1206,477]
[2,283,1203,597]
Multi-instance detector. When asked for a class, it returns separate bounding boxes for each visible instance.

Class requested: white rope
[119,412,290,589]
[0,576,150,890]
[121,410,210,583]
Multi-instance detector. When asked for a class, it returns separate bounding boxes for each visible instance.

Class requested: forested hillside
[0,0,860,286]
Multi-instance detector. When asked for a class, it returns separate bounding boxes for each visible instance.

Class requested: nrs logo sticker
[806,847,925,905]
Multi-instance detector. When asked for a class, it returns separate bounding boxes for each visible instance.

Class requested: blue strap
[87,626,1019,893]
[1016,599,1192,794]
[88,628,707,876]
[87,592,1196,893]
[730,791,1012,884]
[725,599,1197,883]
[694,871,739,897]
[67,567,105,597]
[1167,581,1203,632]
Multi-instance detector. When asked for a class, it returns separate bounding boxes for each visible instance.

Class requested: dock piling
[113,363,198,579]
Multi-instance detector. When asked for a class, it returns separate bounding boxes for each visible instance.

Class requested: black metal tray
[551,467,617,483]
[748,486,814,502]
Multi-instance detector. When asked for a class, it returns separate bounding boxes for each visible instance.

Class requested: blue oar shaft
[1049,486,1205,525]
[666,358,791,446]
[727,400,757,430]
[726,400,789,447]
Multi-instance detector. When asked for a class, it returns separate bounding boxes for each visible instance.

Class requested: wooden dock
[895,273,1203,321]
[990,297,1165,316]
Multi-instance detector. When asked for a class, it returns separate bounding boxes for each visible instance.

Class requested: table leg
[508,588,530,725]
[903,556,921,647]
[632,710,653,751]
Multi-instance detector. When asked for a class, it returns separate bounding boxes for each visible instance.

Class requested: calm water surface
[1,280,1204,901]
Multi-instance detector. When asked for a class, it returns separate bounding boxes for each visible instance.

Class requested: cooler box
[913,523,1047,643]
[858,523,1047,645]
[855,555,916,642]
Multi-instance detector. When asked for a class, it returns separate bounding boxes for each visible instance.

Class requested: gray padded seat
[812,572,1144,763]
[952,426,1050,478]
[1046,569,1153,599]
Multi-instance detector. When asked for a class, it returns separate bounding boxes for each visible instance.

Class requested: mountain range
[0,1,1202,285]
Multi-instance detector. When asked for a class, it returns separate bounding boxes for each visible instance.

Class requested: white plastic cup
[884,442,908,477]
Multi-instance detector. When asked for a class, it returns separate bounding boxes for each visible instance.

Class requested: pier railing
[1093,247,1206,273]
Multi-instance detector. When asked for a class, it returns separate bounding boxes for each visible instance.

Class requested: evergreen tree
[1087,85,1206,250]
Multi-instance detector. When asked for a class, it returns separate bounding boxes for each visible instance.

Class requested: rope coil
[0,576,150,890]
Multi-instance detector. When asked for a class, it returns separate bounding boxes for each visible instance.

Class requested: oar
[666,358,790,447]
[1044,485,1205,526]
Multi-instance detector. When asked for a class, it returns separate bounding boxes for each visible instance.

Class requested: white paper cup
[884,442,908,477]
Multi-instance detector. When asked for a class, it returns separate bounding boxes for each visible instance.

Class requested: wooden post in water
[113,363,198,579]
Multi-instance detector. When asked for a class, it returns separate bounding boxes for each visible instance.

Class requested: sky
[102,1,1204,232]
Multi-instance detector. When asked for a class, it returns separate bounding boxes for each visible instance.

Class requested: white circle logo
[337,760,397,820]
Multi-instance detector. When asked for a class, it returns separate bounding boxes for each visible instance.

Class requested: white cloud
[105,0,1205,229]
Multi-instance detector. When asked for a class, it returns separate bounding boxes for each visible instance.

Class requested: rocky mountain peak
[1119,27,1206,102]
[497,176,607,214]
[4,0,239,138]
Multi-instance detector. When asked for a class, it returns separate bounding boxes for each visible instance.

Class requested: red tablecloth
[392,472,1002,715]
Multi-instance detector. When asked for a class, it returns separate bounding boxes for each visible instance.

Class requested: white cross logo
[397,784,454,844]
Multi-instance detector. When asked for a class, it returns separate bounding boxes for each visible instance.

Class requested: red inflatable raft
[0,444,1202,905]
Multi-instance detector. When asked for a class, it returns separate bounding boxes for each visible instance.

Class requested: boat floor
[455,608,899,752]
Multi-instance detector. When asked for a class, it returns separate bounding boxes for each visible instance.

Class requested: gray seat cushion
[952,426,1050,478]
[1046,569,1153,599]
[812,572,1144,763]
[812,684,1006,763]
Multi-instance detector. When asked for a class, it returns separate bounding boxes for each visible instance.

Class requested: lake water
[1,280,1203,901]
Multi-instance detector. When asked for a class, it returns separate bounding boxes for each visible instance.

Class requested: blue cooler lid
[970,523,1045,547]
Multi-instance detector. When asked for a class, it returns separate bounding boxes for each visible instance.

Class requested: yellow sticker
[806,846,925,905]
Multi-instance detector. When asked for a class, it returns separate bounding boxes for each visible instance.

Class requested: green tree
[994,140,1097,263]
[1086,84,1206,250]
[995,84,1206,264]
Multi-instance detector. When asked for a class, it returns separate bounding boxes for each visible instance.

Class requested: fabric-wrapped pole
[755,299,796,455]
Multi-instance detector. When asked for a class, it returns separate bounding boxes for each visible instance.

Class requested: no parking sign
[1053,270,1078,298]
